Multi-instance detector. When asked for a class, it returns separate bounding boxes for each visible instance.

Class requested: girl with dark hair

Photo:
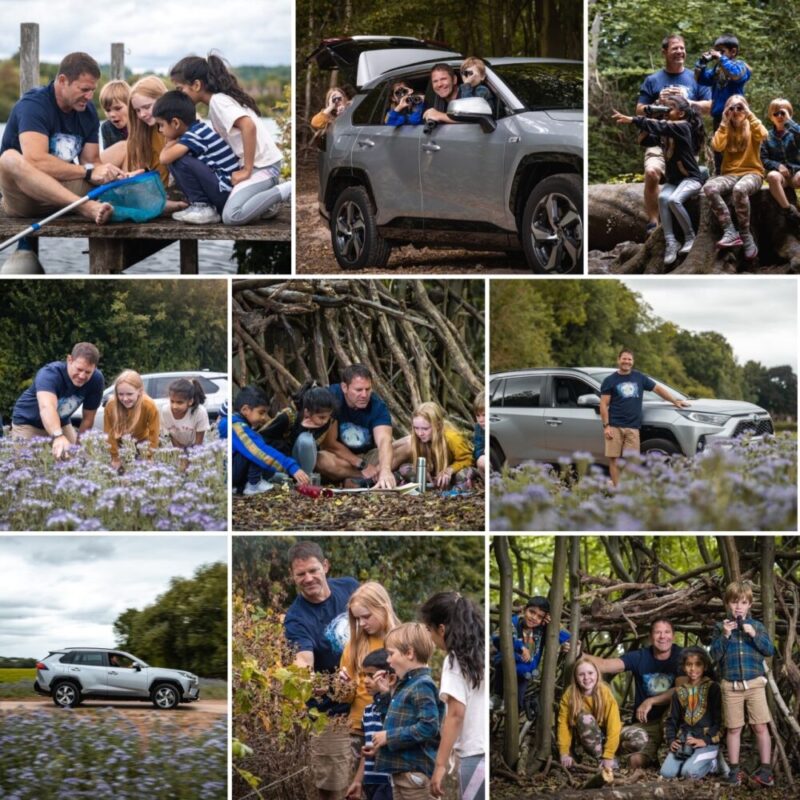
[160,378,209,448]
[261,381,336,474]
[612,95,706,265]
[170,53,290,225]
[419,591,485,800]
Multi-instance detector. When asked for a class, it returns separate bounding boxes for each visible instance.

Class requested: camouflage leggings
[703,172,763,232]
[574,713,608,760]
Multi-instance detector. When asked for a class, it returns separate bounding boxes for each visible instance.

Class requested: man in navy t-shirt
[600,348,689,486]
[0,52,125,225]
[587,619,685,769]
[635,34,712,230]
[318,363,410,489]
[11,342,105,459]
[283,541,359,800]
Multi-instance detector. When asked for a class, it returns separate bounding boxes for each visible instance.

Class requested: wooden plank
[89,238,177,272]
[180,240,199,274]
[20,24,39,94]
[111,44,124,80]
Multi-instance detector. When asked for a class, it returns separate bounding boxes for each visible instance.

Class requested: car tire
[641,438,681,457]
[521,174,583,274]
[490,439,506,472]
[331,186,391,269]
[151,683,180,710]
[52,681,82,708]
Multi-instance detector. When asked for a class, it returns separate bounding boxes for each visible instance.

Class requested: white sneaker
[679,235,695,255]
[175,203,221,224]
[664,238,680,266]
[243,479,274,495]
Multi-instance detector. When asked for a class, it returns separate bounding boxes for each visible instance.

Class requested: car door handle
[69,667,80,672]
[108,670,118,675]
[357,139,375,148]
[508,136,521,143]
[421,143,440,152]
[545,417,563,426]
[489,415,502,422]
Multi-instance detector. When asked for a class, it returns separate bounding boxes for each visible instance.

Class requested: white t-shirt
[160,404,210,447]
[440,654,485,758]
[209,93,282,169]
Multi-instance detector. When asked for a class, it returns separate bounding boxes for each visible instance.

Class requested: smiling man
[600,348,689,487]
[422,63,459,125]
[0,52,124,227]
[11,342,105,459]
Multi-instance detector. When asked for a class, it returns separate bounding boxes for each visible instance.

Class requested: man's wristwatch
[51,428,64,439]
[603,423,610,428]
[356,458,367,471]
[84,163,94,183]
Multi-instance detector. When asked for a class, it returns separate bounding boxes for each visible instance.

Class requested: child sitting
[99,79,130,150]
[660,646,722,780]
[366,623,443,800]
[710,580,775,787]
[153,90,239,224]
[558,657,621,772]
[230,385,310,495]
[473,392,486,480]
[409,401,474,489]
[346,649,396,800]
[457,57,496,114]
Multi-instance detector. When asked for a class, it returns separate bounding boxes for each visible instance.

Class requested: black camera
[644,104,671,119]
[674,735,695,761]
[332,95,343,106]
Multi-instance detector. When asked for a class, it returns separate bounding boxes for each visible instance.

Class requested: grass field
[0,668,36,698]
[0,668,35,682]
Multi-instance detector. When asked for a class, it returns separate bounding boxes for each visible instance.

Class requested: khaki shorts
[643,145,666,178]
[391,771,432,800]
[12,423,77,443]
[309,727,354,792]
[0,171,91,218]
[604,427,640,458]
[721,677,772,727]
[619,718,664,765]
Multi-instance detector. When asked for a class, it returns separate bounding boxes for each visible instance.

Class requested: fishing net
[99,171,167,223]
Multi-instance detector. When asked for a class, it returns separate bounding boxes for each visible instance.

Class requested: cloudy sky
[623,278,798,370]
[0,0,290,72]
[0,536,227,658]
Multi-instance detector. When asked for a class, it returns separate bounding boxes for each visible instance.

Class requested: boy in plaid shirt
[710,580,775,787]
[365,623,443,800]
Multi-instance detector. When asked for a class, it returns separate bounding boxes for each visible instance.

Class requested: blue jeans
[232,451,271,492]
[168,154,230,212]
[660,744,719,779]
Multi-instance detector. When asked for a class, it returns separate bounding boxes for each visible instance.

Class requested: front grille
[732,418,773,437]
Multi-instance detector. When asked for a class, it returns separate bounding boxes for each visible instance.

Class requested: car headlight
[680,410,730,426]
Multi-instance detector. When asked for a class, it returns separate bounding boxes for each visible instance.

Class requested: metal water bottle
[415,457,427,493]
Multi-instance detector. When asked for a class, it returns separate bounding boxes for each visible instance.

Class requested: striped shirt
[230,412,300,477]
[363,697,390,786]
[179,120,238,191]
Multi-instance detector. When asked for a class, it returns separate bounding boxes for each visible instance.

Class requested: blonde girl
[557,657,621,771]
[762,97,800,227]
[104,370,160,470]
[702,94,768,259]
[311,87,353,133]
[339,581,400,736]
[410,402,474,489]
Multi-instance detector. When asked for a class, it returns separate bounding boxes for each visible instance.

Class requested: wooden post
[111,44,125,80]
[19,23,39,94]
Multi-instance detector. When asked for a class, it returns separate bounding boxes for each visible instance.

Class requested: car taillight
[35,662,48,670]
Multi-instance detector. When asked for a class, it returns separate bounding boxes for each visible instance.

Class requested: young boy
[347,649,396,800]
[99,79,130,150]
[152,90,239,225]
[473,391,485,479]
[457,57,496,114]
[366,624,442,800]
[709,580,775,787]
[230,386,310,495]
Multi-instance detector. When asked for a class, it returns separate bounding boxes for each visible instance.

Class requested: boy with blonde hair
[365,623,442,800]
[473,391,485,478]
[457,57,495,114]
[99,79,130,150]
[709,580,775,787]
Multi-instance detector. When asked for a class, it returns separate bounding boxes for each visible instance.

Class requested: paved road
[0,697,226,714]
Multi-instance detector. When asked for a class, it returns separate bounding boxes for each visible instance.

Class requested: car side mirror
[134,663,142,672]
[578,393,601,412]
[446,97,497,132]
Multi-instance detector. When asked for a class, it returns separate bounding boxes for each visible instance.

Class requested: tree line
[491,280,797,417]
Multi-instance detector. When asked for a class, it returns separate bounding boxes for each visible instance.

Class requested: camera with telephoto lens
[674,734,695,761]
[644,104,671,119]
[332,95,343,106]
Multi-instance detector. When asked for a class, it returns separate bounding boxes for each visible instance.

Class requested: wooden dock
[0,206,290,273]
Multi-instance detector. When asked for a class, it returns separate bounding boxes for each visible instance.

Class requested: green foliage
[0,280,226,419]
[113,562,227,679]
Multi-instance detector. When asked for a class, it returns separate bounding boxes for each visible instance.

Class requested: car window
[491,62,582,110]
[489,379,503,407]
[354,74,431,126]
[73,651,106,666]
[109,653,136,669]
[553,377,597,408]
[501,375,544,408]
[58,652,76,664]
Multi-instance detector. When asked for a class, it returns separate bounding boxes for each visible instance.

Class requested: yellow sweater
[104,395,160,460]
[339,633,386,732]
[712,111,768,176]
[444,426,474,474]
[557,683,622,760]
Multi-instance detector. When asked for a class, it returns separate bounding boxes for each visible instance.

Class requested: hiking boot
[717,228,743,248]
[645,221,658,234]
[664,238,680,266]
[174,203,221,224]
[243,479,274,495]
[752,767,775,787]
[679,235,696,255]
[742,233,759,260]
[725,768,745,786]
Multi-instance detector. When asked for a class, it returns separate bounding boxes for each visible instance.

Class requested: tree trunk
[495,536,520,770]
[566,536,581,673]
[531,536,568,771]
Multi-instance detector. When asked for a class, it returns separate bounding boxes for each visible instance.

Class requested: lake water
[0,118,280,274]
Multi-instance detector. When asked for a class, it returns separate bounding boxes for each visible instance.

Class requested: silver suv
[490,367,774,468]
[34,647,200,709]
[311,38,583,273]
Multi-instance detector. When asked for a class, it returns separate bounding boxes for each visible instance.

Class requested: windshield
[583,369,688,402]
[491,62,582,110]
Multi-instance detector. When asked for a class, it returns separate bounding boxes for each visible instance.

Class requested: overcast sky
[0,536,227,658]
[0,0,290,72]
[623,278,798,370]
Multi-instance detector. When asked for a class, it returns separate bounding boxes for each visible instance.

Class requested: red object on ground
[296,485,333,499]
